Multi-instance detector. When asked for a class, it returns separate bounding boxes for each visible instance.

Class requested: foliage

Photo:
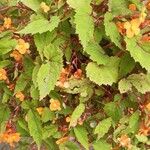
[0,0,150,149]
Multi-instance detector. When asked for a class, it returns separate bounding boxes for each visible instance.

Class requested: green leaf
[15,74,28,93]
[0,37,17,55]
[41,107,55,123]
[94,118,112,140]
[20,0,42,12]
[32,65,40,88]
[84,41,109,65]
[93,140,111,150]
[86,57,120,86]
[104,12,122,48]
[43,43,63,62]
[42,125,58,140]
[0,60,11,68]
[119,53,135,78]
[37,63,51,99]
[67,0,94,49]
[135,134,148,143]
[108,0,131,16]
[37,44,63,99]
[70,103,85,127]
[0,105,10,133]
[74,126,89,150]
[119,73,150,94]
[17,119,29,136]
[67,0,91,11]
[18,119,29,132]
[128,111,139,133]
[23,56,34,77]
[27,109,42,148]
[18,16,60,34]
[59,141,79,150]
[34,32,56,60]
[125,37,150,72]
[104,102,122,122]
[30,85,39,100]
[2,86,12,103]
[34,31,56,60]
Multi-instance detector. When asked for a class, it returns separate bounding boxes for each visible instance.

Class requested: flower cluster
[49,99,61,111]
[40,2,50,13]
[0,129,20,147]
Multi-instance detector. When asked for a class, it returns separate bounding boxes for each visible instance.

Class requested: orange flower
[124,19,141,38]
[15,39,29,54]
[3,17,12,29]
[8,83,15,91]
[0,131,20,147]
[129,4,136,11]
[56,136,68,145]
[118,134,132,149]
[36,107,44,115]
[147,2,150,10]
[49,99,61,111]
[74,69,82,79]
[116,21,125,35]
[78,118,84,125]
[10,50,23,61]
[0,68,7,81]
[66,116,71,123]
[146,102,150,111]
[15,91,25,101]
[40,2,50,13]
[56,67,71,88]
[139,123,150,136]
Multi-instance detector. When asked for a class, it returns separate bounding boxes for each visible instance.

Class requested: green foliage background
[0,0,150,149]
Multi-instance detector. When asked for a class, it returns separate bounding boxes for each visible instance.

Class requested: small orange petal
[0,68,7,81]
[49,99,61,111]
[36,107,44,115]
[146,103,150,111]
[15,39,29,54]
[129,4,136,11]
[66,116,71,123]
[10,50,22,61]
[15,91,25,101]
[40,2,50,13]
[56,136,68,145]
[3,17,12,29]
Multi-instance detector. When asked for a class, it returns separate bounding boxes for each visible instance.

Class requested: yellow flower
[124,19,140,38]
[129,4,136,11]
[36,107,44,115]
[147,2,150,10]
[15,39,30,54]
[3,17,12,29]
[0,68,7,81]
[40,2,50,13]
[25,115,28,122]
[49,99,61,111]
[118,134,132,149]
[66,116,71,123]
[0,131,20,147]
[146,102,150,111]
[139,7,147,23]
[10,50,23,61]
[56,136,68,145]
[15,91,25,101]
